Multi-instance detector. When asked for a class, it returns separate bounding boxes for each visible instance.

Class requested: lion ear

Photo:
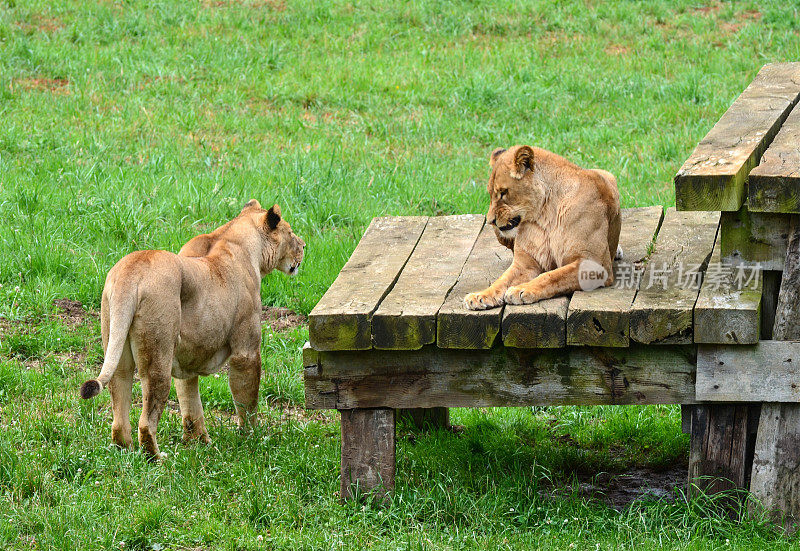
[243,199,261,212]
[510,146,534,179]
[489,148,507,168]
[266,204,282,230]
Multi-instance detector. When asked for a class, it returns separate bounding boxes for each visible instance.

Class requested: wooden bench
[305,63,800,522]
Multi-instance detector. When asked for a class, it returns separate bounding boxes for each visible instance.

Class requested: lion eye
[498,190,507,199]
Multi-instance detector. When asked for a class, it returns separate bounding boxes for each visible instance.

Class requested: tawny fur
[464,145,621,310]
[80,200,305,459]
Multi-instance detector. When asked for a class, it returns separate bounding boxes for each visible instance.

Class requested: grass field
[2,0,800,549]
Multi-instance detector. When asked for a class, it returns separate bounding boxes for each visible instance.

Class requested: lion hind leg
[108,339,135,449]
[130,329,176,461]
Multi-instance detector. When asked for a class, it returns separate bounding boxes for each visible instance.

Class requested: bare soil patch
[545,463,687,509]
[261,306,305,332]
[13,77,70,94]
[53,298,96,327]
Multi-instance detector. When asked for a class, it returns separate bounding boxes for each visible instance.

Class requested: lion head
[485,145,543,243]
[241,200,305,277]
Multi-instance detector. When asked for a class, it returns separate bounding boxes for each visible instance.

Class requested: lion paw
[464,290,504,310]
[504,286,542,305]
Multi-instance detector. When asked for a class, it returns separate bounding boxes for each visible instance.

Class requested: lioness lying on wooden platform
[80,200,305,459]
[465,145,621,310]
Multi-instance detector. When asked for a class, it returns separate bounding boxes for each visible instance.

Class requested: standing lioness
[465,145,621,310]
[80,200,305,459]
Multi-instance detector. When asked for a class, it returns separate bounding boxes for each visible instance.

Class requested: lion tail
[80,287,136,400]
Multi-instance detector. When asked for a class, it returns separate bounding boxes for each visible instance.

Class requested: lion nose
[488,217,496,226]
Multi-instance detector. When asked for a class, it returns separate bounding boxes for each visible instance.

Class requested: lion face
[485,145,541,239]
[241,200,305,277]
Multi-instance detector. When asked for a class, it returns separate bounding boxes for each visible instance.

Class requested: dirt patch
[202,0,286,9]
[261,306,305,332]
[12,77,70,94]
[15,15,64,34]
[23,350,89,372]
[53,298,96,327]
[545,463,687,509]
[604,44,629,56]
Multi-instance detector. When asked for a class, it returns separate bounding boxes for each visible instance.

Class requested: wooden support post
[688,404,758,497]
[398,408,450,430]
[340,408,395,503]
[751,215,800,528]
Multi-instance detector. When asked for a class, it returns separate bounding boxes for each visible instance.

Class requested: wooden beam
[304,344,697,409]
[567,206,664,347]
[675,63,800,211]
[436,224,513,349]
[720,208,790,271]
[694,235,762,344]
[308,216,428,351]
[697,341,800,401]
[340,408,395,503]
[372,215,484,350]
[749,103,800,213]
[751,215,800,527]
[630,209,720,344]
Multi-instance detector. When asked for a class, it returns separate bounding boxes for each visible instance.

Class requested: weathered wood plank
[308,216,428,351]
[502,296,569,348]
[697,341,800,402]
[752,216,800,527]
[567,206,664,347]
[749,103,800,213]
[630,209,720,344]
[675,62,800,211]
[371,215,485,350]
[304,344,697,409]
[694,235,762,344]
[340,408,395,502]
[720,208,790,271]
[436,224,514,349]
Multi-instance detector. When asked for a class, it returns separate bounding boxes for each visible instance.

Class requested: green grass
[1,0,799,548]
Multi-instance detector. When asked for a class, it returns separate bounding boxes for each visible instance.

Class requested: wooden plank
[675,62,800,211]
[436,224,514,349]
[694,235,762,344]
[304,344,697,409]
[697,341,800,402]
[502,297,568,348]
[371,215,484,350]
[720,208,790,271]
[340,408,395,503]
[566,206,664,347]
[308,216,428,351]
[749,103,800,213]
[630,209,720,344]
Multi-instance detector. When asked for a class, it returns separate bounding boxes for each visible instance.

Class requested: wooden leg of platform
[340,408,395,503]
[397,407,450,430]
[750,215,800,528]
[688,404,759,498]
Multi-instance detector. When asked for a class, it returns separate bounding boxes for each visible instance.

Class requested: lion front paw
[504,285,542,305]
[464,289,504,310]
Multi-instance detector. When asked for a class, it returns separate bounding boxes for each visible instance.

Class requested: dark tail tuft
[80,379,101,399]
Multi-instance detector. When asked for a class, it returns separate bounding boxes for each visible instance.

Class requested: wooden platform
[305,63,800,512]
[309,207,761,355]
